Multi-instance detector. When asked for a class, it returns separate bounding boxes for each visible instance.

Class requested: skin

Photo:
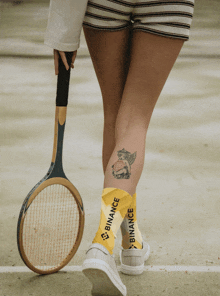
[83,28,184,196]
[54,49,77,75]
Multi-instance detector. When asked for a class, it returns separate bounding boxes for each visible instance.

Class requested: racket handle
[56,52,73,107]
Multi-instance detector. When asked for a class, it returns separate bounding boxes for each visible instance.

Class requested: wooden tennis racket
[17,52,84,275]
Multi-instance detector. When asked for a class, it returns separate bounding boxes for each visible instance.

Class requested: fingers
[59,51,69,72]
[54,49,77,75]
[71,50,77,69]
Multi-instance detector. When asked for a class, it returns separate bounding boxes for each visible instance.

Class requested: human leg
[104,32,184,197]
[100,32,184,254]
[83,26,132,173]
[84,29,184,254]
[83,27,141,253]
[88,32,184,261]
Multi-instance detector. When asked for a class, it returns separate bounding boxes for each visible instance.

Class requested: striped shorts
[83,0,195,40]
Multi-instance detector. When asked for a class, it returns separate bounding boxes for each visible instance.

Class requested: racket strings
[22,184,80,270]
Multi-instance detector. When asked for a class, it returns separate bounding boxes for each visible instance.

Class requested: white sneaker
[82,243,127,296]
[119,241,150,275]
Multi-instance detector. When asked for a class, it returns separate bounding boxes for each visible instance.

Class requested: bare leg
[84,27,184,196]
[104,32,184,196]
[83,26,132,172]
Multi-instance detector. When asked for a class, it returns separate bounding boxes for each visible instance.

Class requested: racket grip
[56,52,73,107]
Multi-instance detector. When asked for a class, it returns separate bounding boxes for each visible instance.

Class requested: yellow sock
[92,188,133,255]
[120,193,143,249]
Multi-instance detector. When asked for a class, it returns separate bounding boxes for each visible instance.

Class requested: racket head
[17,176,84,275]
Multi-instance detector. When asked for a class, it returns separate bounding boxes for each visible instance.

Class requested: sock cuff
[102,187,132,198]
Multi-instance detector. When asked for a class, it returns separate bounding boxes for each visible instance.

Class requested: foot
[119,241,150,275]
[82,243,127,296]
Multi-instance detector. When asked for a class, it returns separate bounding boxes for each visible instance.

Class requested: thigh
[115,31,184,133]
[127,31,184,101]
[83,26,132,118]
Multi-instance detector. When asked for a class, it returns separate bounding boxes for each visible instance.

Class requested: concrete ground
[1,1,220,296]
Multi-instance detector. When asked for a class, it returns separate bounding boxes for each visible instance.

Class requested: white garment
[44,0,89,51]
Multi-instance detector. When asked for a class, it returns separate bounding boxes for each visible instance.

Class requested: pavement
[0,1,220,296]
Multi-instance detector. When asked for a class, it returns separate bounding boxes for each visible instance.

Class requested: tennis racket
[17,52,84,275]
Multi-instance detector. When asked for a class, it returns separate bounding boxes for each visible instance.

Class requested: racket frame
[17,177,84,275]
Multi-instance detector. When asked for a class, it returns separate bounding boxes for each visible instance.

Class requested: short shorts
[83,0,195,40]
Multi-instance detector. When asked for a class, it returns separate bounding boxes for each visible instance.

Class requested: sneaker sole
[82,258,127,296]
[119,244,150,276]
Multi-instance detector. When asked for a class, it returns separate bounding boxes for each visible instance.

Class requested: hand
[54,49,77,75]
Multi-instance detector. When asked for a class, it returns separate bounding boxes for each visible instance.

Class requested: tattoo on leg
[112,148,137,179]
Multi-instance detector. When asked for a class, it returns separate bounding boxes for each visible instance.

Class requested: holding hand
[54,49,77,75]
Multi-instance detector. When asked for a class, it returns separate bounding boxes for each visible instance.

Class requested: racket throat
[49,107,67,179]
